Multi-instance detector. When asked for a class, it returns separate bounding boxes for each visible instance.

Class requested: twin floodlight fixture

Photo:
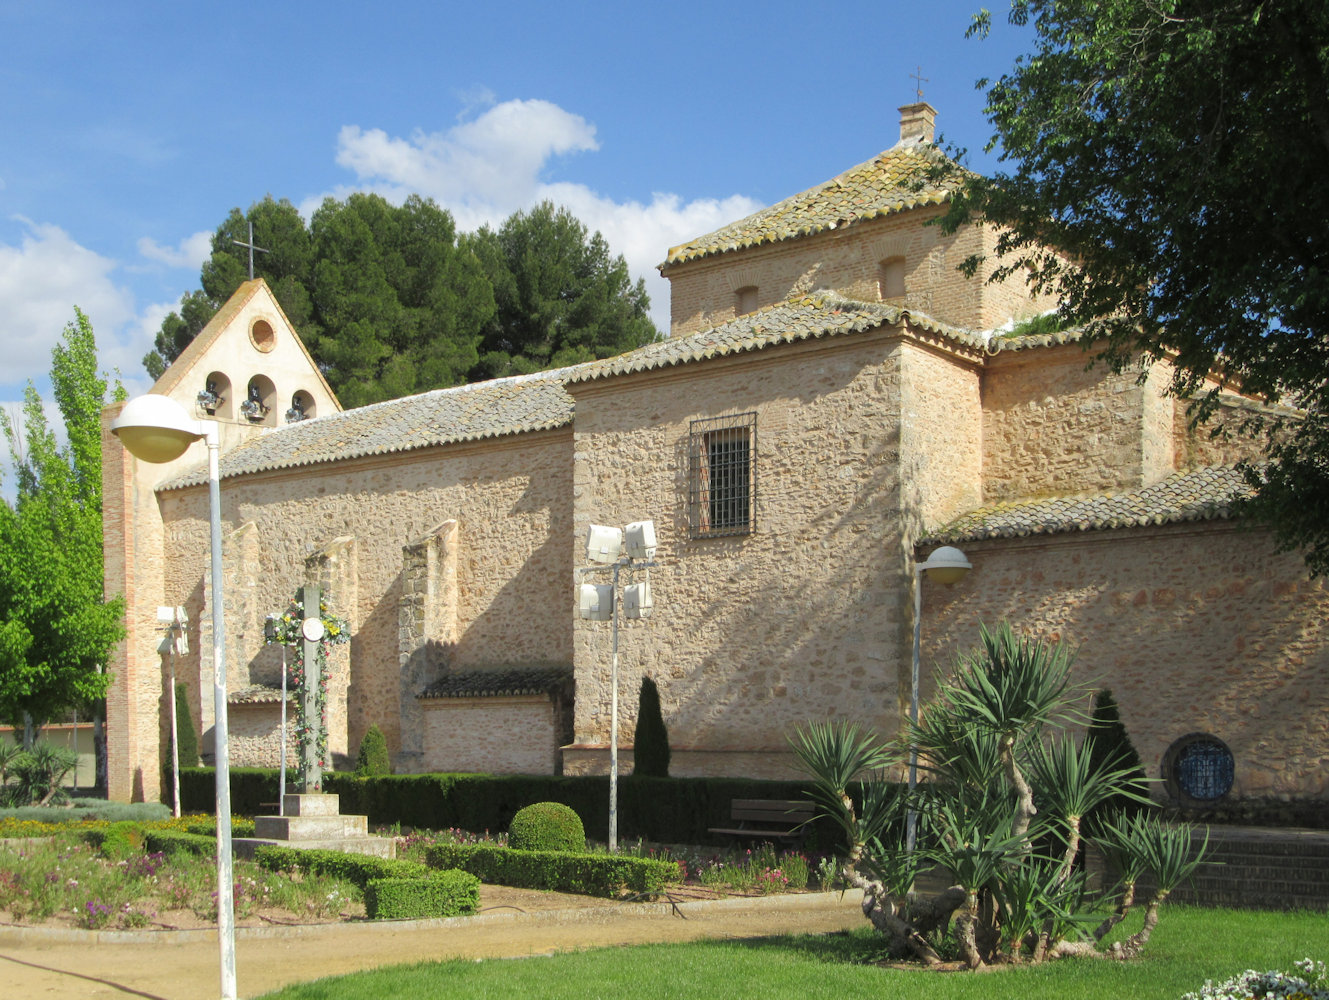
[578,520,656,622]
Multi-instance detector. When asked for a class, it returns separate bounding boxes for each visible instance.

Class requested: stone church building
[103,103,1328,806]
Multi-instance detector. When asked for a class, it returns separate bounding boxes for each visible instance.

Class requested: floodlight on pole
[577,520,657,853]
[907,545,972,855]
[112,394,237,1000]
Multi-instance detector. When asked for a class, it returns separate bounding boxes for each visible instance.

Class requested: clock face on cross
[301,617,326,643]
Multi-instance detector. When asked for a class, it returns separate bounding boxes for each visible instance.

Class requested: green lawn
[256,906,1328,1000]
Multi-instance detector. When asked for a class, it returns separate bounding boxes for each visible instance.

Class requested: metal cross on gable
[911,66,929,100]
[231,221,270,280]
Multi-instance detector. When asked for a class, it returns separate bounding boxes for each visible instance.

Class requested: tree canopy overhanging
[945,0,1329,574]
[143,195,661,409]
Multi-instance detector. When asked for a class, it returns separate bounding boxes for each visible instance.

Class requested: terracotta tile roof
[662,143,962,269]
[566,293,981,384]
[228,684,290,705]
[162,369,577,489]
[926,466,1253,544]
[160,294,988,488]
[418,666,572,700]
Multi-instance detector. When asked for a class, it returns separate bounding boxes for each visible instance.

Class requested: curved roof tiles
[926,466,1253,544]
[662,143,962,269]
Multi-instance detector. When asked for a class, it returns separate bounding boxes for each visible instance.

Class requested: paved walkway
[0,889,866,999]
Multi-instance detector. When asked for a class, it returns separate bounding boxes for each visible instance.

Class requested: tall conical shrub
[174,684,199,768]
[633,675,670,777]
[355,724,391,776]
[1083,688,1148,832]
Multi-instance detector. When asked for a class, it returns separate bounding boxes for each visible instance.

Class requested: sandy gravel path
[0,886,865,999]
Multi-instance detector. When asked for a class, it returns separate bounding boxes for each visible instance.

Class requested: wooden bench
[707,798,815,846]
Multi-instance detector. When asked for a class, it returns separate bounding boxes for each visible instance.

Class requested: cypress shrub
[508,801,585,852]
[355,725,391,777]
[174,684,199,767]
[1084,689,1150,834]
[633,675,670,777]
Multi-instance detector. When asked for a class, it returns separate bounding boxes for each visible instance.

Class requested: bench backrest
[730,799,814,825]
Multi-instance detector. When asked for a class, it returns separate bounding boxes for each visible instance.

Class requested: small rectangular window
[689,412,756,538]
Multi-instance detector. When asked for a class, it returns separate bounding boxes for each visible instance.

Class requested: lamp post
[577,521,656,852]
[112,394,237,1000]
[907,545,972,854]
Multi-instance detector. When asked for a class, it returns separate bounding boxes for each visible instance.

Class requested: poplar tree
[0,309,125,728]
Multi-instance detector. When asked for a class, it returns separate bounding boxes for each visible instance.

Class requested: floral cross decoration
[264,592,350,791]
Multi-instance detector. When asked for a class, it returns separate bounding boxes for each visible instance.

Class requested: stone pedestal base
[233,793,395,860]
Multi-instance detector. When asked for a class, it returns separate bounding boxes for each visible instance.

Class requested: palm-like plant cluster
[0,738,78,807]
[790,621,1206,969]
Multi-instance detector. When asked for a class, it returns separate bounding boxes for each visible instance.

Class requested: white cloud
[0,218,135,387]
[137,230,212,269]
[335,99,599,212]
[326,99,764,333]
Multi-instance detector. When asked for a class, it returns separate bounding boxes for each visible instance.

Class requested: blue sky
[0,0,1036,410]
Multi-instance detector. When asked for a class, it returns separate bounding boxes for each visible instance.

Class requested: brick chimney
[898,102,937,145]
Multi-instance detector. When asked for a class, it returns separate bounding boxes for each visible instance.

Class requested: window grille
[689,412,756,538]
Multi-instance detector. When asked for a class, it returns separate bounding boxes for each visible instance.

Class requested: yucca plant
[1096,811,1208,958]
[926,788,1028,969]
[938,622,1079,841]
[788,720,893,862]
[1026,733,1153,883]
[793,621,1204,969]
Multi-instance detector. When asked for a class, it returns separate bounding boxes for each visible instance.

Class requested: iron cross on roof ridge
[231,221,270,280]
[910,66,929,101]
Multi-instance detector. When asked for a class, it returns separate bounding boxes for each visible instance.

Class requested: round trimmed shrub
[507,801,585,853]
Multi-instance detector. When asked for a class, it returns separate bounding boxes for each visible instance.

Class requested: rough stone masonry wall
[918,523,1329,799]
[666,210,1058,338]
[420,696,558,775]
[567,330,910,777]
[155,428,573,778]
[982,346,1161,502]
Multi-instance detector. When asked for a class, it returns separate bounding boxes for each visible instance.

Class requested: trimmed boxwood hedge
[252,844,429,890]
[425,842,676,898]
[179,769,846,846]
[145,829,217,857]
[364,870,479,919]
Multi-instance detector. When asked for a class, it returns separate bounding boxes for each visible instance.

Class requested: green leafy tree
[948,0,1329,573]
[465,201,660,380]
[0,309,125,729]
[632,675,670,777]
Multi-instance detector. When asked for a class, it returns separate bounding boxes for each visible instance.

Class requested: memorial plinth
[233,793,394,860]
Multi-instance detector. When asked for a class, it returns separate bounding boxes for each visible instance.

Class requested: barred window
[689,412,756,538]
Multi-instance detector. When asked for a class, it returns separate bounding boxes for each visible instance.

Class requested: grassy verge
[254,906,1328,1000]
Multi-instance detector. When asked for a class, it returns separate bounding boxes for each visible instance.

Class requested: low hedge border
[364,870,479,919]
[425,842,677,898]
[145,829,217,857]
[179,769,846,847]
[252,844,429,889]
[253,844,479,919]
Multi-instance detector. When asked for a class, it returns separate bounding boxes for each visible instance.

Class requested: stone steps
[1123,826,1329,911]
[232,793,394,863]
